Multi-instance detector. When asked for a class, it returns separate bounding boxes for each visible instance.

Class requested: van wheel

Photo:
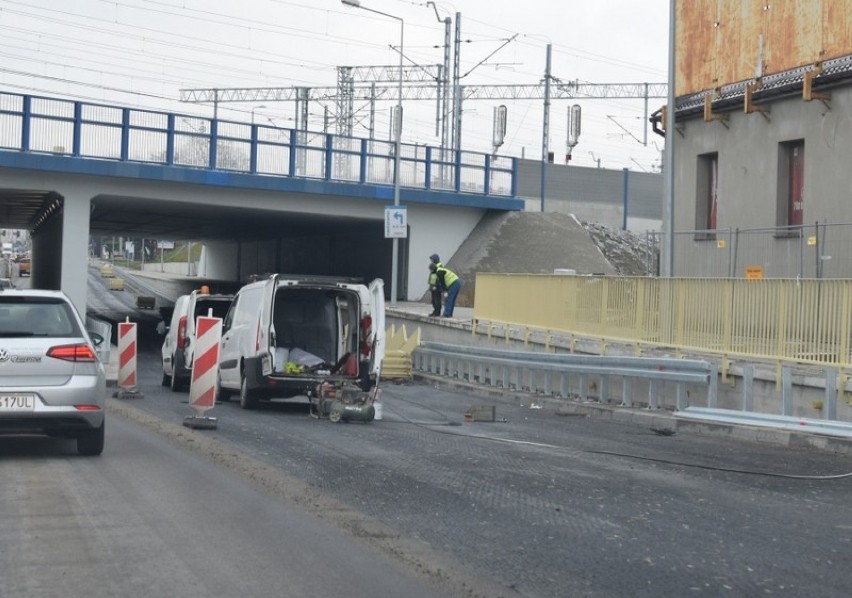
[216,373,230,402]
[239,374,258,410]
[161,369,171,387]
[170,362,183,392]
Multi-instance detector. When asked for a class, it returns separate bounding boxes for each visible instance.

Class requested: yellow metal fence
[473,274,852,368]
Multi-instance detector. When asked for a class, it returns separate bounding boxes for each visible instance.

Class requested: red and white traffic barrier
[185,314,222,429]
[117,319,137,391]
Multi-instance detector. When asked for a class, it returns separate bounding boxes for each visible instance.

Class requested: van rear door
[368,278,385,376]
[258,275,279,375]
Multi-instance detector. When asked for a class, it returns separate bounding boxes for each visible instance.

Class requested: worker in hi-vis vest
[433,262,461,318]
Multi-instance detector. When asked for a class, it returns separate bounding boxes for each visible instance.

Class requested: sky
[0,0,670,172]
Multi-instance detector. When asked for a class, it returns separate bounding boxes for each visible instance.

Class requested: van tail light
[255,318,262,352]
[176,316,188,349]
[47,343,98,362]
[360,314,373,356]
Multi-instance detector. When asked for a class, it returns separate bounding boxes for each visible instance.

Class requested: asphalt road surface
[101,343,852,598]
[0,417,452,598]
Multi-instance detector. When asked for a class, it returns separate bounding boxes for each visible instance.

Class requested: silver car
[0,289,106,455]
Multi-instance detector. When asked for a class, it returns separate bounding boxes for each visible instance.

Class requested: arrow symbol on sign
[393,211,403,223]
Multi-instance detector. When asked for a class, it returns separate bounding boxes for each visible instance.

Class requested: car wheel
[216,373,230,402]
[77,421,105,456]
[239,373,257,410]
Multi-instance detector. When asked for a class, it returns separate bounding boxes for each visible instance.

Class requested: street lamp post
[251,105,266,126]
[342,0,404,305]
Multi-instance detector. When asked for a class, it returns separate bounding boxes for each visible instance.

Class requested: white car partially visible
[0,289,106,455]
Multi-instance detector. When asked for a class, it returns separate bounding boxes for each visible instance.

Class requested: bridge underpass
[87,193,393,284]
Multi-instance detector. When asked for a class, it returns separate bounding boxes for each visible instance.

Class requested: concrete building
[0,228,29,253]
[654,0,852,278]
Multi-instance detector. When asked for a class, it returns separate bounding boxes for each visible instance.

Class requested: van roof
[262,274,369,285]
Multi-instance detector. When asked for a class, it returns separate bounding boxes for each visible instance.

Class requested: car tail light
[176,316,188,349]
[255,318,262,352]
[360,314,372,357]
[74,405,102,412]
[47,343,98,362]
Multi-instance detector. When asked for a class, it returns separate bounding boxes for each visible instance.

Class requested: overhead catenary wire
[0,0,667,170]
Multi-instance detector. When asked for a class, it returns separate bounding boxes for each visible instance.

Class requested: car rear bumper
[0,375,106,432]
[0,414,103,434]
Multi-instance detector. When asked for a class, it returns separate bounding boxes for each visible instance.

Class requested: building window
[777,140,804,232]
[695,152,718,239]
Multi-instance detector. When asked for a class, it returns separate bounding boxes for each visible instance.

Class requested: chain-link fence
[646,223,852,278]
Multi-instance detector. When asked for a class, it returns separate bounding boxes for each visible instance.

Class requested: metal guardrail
[412,341,716,410]
[674,363,852,438]
[0,91,516,197]
[677,408,852,439]
[413,342,852,437]
[677,365,852,437]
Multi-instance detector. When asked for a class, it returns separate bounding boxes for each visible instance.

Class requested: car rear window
[0,297,81,338]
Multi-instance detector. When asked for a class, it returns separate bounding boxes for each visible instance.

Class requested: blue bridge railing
[0,91,517,197]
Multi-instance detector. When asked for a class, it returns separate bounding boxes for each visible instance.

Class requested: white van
[161,288,234,391]
[217,275,385,409]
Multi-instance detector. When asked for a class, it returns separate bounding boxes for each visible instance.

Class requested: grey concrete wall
[200,242,238,279]
[515,159,663,231]
[142,261,199,276]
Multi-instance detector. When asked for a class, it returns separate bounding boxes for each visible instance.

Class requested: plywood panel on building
[823,1,852,60]
[677,0,852,96]
[677,0,717,95]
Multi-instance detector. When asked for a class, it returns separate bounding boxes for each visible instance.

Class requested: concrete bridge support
[28,187,93,316]
[60,193,93,315]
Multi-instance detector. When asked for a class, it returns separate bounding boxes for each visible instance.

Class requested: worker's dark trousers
[443,280,461,317]
[430,290,442,315]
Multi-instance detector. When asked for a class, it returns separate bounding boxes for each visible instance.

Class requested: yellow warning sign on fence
[745,265,764,280]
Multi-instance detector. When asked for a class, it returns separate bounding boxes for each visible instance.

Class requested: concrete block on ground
[465,404,496,422]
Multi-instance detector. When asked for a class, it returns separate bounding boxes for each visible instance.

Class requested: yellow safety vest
[437,266,459,287]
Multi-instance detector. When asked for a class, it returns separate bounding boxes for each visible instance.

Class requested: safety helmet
[430,254,440,263]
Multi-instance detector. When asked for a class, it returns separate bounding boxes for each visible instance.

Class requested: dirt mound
[432,212,658,307]
[583,222,659,277]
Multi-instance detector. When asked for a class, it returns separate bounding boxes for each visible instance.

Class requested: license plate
[0,394,35,412]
